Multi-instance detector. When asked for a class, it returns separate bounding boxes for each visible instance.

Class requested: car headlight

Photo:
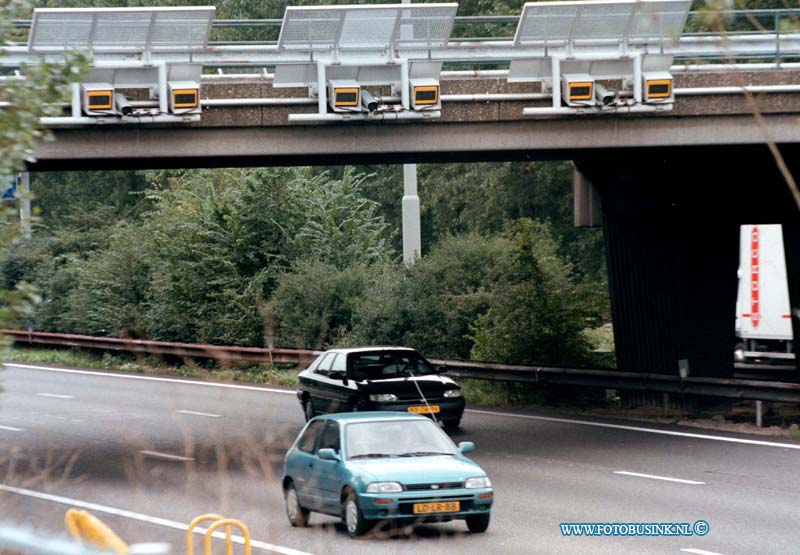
[443,389,462,398]
[369,393,398,402]
[366,482,403,493]
[465,476,492,489]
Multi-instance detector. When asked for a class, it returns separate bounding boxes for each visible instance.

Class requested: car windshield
[349,350,436,381]
[346,419,457,459]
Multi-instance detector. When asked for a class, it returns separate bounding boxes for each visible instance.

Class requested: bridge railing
[4,329,800,403]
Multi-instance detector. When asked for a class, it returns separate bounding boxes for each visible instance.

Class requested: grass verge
[1,346,299,387]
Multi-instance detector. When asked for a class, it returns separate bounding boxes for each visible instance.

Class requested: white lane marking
[4,363,294,395]
[139,450,194,462]
[0,425,23,432]
[467,408,800,450]
[0,483,315,555]
[681,549,728,555]
[37,393,75,399]
[614,471,706,485]
[177,410,222,418]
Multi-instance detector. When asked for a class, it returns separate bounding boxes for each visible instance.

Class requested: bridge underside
[576,145,800,378]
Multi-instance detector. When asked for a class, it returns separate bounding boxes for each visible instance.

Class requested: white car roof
[322,346,418,355]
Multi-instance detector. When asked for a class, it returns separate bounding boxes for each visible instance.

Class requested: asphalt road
[2,362,800,555]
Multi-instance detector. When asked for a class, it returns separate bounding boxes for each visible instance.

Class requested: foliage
[349,233,508,358]
[468,220,599,366]
[283,168,392,269]
[0,1,90,334]
[1,2,90,176]
[270,260,372,349]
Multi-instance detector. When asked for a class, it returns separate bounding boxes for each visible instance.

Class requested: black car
[296,347,465,430]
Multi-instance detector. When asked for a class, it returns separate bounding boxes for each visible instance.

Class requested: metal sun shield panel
[277,3,458,51]
[513,0,691,46]
[28,7,215,52]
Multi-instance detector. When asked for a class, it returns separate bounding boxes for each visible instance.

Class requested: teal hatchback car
[282,412,494,537]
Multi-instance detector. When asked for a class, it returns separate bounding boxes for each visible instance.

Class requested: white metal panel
[28,7,215,52]
[278,3,458,51]
[737,224,793,340]
[514,0,691,46]
[628,0,692,41]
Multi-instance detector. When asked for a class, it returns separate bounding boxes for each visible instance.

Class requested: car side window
[296,420,324,454]
[315,353,336,377]
[331,354,346,373]
[317,421,341,454]
[306,353,324,372]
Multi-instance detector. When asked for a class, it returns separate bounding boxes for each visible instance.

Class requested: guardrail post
[755,400,763,428]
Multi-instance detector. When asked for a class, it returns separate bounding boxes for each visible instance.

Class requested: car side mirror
[329,370,348,385]
[458,441,475,454]
[317,448,340,462]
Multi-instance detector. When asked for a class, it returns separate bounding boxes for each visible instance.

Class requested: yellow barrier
[186,514,228,555]
[64,508,128,555]
[204,519,250,555]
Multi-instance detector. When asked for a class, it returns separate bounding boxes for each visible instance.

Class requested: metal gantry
[1,1,799,126]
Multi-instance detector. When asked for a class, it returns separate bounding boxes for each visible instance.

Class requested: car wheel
[443,419,461,431]
[342,490,372,537]
[304,398,315,421]
[465,513,490,533]
[285,483,310,527]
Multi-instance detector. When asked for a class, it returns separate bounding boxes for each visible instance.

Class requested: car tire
[342,490,372,537]
[443,419,461,431]
[466,513,490,533]
[304,398,315,421]
[285,483,310,527]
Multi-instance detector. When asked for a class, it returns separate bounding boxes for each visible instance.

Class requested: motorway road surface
[1,362,799,555]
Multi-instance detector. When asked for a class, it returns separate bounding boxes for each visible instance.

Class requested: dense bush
[2,162,609,366]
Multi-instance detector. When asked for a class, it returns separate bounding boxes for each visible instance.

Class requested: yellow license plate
[408,405,440,414]
[413,501,460,514]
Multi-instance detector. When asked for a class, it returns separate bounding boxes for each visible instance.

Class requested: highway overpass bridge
[5,3,800,379]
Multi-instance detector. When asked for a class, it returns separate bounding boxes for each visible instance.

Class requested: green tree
[270,260,372,349]
[469,219,598,366]
[351,233,511,358]
[284,168,393,270]
[0,1,89,331]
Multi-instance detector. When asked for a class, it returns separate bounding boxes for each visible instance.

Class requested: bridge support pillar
[783,223,800,371]
[579,146,800,378]
[600,211,739,377]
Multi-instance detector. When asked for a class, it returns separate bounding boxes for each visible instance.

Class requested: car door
[314,420,345,514]
[326,353,353,413]
[307,353,336,413]
[313,353,353,414]
[290,419,325,509]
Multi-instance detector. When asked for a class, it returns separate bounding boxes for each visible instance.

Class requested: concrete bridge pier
[576,146,800,378]
[783,222,800,371]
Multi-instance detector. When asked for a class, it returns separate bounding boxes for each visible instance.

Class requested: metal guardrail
[3,330,800,402]
[428,359,800,403]
[1,329,319,367]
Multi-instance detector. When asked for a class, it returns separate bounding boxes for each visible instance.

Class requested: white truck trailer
[735,224,795,362]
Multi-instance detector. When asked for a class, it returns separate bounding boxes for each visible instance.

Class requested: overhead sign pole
[402,0,421,268]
